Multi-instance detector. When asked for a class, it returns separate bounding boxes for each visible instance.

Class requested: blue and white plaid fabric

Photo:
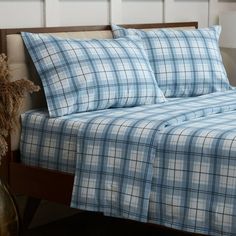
[21,32,165,117]
[20,90,236,235]
[112,25,231,97]
[148,109,236,235]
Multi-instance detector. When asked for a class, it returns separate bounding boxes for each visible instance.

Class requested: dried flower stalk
[0,53,40,160]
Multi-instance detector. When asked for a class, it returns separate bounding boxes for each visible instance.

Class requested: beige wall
[221,48,236,86]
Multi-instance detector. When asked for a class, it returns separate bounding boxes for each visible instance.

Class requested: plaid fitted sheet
[20,90,236,235]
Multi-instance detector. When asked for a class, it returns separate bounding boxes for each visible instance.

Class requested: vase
[0,180,19,236]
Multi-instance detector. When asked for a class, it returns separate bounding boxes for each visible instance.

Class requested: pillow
[112,25,231,97]
[21,32,166,117]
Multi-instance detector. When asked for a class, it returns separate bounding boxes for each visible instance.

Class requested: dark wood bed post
[0,136,11,185]
[0,29,9,184]
[0,28,40,232]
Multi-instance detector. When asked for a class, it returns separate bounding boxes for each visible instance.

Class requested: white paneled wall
[164,0,209,28]
[209,0,236,25]
[58,0,110,26]
[122,0,164,24]
[1,0,236,28]
[0,0,44,28]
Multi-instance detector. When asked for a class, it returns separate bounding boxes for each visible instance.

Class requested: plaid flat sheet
[20,90,236,235]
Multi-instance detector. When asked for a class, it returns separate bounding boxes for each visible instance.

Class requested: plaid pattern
[21,32,165,117]
[20,90,236,235]
[148,110,236,235]
[20,109,87,173]
[112,25,231,97]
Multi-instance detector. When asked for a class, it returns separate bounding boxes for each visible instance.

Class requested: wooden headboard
[0,21,198,53]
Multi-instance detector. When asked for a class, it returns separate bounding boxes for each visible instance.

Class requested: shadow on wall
[221,48,236,86]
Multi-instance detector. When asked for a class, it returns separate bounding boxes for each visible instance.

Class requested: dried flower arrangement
[0,53,40,162]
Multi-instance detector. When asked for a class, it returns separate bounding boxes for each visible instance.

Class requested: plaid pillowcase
[112,25,231,97]
[22,32,166,117]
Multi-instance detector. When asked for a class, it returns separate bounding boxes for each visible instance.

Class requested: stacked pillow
[22,24,231,117]
[22,32,165,117]
[112,25,231,97]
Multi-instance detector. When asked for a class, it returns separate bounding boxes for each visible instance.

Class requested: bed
[1,21,236,235]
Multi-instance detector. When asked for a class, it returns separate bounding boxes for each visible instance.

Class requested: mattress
[20,97,183,173]
[20,90,236,235]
